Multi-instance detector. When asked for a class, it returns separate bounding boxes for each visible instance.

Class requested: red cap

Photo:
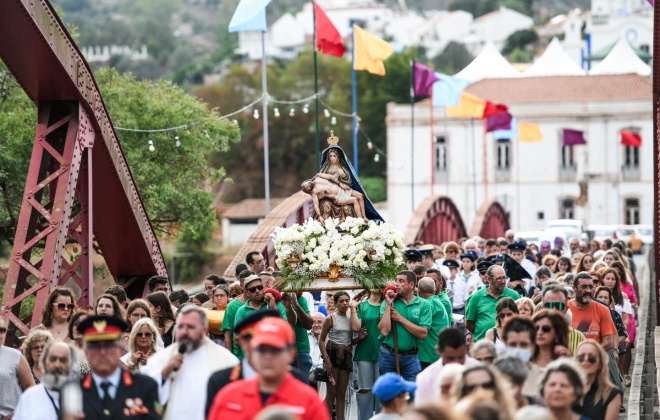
[251,317,295,349]
[263,288,282,303]
[383,285,398,300]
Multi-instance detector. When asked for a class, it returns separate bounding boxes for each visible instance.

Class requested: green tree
[0,65,240,249]
[448,0,498,17]
[431,42,474,75]
[501,29,538,56]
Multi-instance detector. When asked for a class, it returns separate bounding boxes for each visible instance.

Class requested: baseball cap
[243,274,261,288]
[251,317,295,349]
[373,373,417,402]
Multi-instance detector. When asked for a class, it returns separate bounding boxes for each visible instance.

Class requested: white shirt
[13,384,59,420]
[308,332,322,368]
[166,344,208,420]
[458,271,482,296]
[446,278,468,309]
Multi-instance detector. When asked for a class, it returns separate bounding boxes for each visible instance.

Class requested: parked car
[589,224,643,253]
[635,224,653,247]
[545,219,587,240]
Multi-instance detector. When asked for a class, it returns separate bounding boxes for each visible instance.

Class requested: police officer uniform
[78,316,162,419]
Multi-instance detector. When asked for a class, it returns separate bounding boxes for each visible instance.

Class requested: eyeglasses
[463,381,495,394]
[255,345,286,355]
[31,344,46,352]
[491,276,507,282]
[498,312,514,319]
[543,302,566,311]
[136,332,153,338]
[204,286,214,291]
[577,354,598,364]
[578,284,595,290]
[475,356,495,364]
[53,303,75,311]
[536,325,553,333]
[247,285,264,293]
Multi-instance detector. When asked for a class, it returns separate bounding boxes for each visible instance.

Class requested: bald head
[418,277,436,294]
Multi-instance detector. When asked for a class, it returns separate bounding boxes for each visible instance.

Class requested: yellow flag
[518,122,543,142]
[446,92,486,119]
[353,24,395,76]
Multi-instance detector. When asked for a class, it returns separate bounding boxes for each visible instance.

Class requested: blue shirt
[92,368,121,399]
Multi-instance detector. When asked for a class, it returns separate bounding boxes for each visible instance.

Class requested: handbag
[311,366,329,383]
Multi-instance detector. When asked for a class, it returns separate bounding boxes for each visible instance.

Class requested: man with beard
[465,265,520,341]
[144,305,238,420]
[567,272,617,349]
[14,342,74,419]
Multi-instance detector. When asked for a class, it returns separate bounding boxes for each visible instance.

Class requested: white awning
[589,38,651,77]
[454,41,521,83]
[523,37,585,77]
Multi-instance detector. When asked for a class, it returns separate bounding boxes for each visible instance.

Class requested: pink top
[621,281,637,305]
[415,356,481,403]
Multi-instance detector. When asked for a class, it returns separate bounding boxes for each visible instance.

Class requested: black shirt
[575,381,621,419]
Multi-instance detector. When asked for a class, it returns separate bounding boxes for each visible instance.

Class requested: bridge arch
[404,196,468,245]
[469,200,511,239]
[223,192,312,280]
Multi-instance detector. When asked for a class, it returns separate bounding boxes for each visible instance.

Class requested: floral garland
[272,217,405,291]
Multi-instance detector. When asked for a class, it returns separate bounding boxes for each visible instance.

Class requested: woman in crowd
[94,293,124,319]
[485,297,518,355]
[67,310,91,375]
[146,291,177,347]
[0,317,35,418]
[574,340,621,420]
[588,270,603,289]
[527,267,552,302]
[494,356,531,410]
[554,256,572,274]
[192,292,210,307]
[435,363,465,402]
[576,253,596,273]
[228,282,242,299]
[442,242,461,264]
[516,297,536,318]
[126,299,152,329]
[458,251,480,295]
[602,250,619,266]
[39,286,76,341]
[469,340,497,365]
[539,358,588,420]
[594,286,628,369]
[610,260,637,385]
[318,291,336,316]
[22,329,54,384]
[541,255,558,272]
[205,284,230,345]
[120,317,160,373]
[319,291,359,420]
[350,289,382,420]
[451,365,515,420]
[590,239,601,253]
[599,268,631,325]
[531,309,570,367]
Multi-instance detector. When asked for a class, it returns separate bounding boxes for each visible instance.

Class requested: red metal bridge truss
[654,3,660,325]
[469,200,511,240]
[0,0,166,343]
[404,196,468,246]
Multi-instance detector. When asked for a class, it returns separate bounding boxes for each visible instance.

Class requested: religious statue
[301,131,383,222]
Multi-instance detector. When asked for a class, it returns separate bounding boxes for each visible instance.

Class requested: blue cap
[493,253,505,262]
[507,240,526,252]
[442,259,460,269]
[372,373,417,402]
[460,250,478,261]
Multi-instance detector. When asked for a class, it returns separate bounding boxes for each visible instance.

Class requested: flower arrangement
[272,217,405,291]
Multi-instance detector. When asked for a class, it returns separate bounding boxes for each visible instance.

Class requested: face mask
[506,347,532,364]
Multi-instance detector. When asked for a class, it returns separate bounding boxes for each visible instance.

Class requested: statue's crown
[327,131,339,146]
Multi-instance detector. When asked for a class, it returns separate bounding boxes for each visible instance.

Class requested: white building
[385,74,652,234]
[462,6,534,55]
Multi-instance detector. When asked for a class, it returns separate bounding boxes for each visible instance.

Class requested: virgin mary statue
[304,131,382,222]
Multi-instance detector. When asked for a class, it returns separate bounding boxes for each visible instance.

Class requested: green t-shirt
[293,296,311,354]
[438,292,453,323]
[232,299,288,359]
[222,297,245,356]
[354,301,381,362]
[465,287,520,341]
[418,295,450,364]
[378,296,432,352]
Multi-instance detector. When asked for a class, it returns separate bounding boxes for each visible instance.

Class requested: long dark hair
[532,309,569,360]
[598,267,624,306]
[42,287,76,328]
[146,292,177,328]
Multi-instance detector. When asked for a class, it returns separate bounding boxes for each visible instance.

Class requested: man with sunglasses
[541,283,585,355]
[77,315,161,419]
[208,317,329,420]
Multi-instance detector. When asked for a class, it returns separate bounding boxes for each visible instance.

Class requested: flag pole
[471,118,477,215]
[430,90,434,196]
[351,23,359,175]
[261,31,271,215]
[482,120,488,202]
[410,59,415,212]
[312,0,320,170]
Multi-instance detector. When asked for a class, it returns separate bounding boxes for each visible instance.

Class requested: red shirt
[208,372,329,420]
[567,300,617,343]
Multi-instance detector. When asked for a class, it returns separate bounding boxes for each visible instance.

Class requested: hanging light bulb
[253,109,259,119]
[175,136,181,147]
[374,153,380,162]
[289,108,295,117]
[303,104,309,114]
[367,141,373,150]
[274,107,280,118]
[324,109,330,118]
[331,116,337,125]
[148,140,155,152]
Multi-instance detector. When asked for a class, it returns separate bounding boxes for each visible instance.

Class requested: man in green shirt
[222,270,255,357]
[465,265,520,341]
[282,292,313,382]
[417,277,450,370]
[426,268,453,326]
[378,271,432,385]
[232,275,288,359]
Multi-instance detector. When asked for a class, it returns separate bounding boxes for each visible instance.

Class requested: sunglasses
[255,345,286,355]
[0,327,6,334]
[53,303,75,311]
[543,302,566,311]
[204,286,214,291]
[583,260,594,264]
[577,354,598,364]
[463,381,495,394]
[31,344,46,352]
[536,325,553,333]
[247,285,264,293]
[136,332,153,338]
[592,278,601,284]
[498,312,514,319]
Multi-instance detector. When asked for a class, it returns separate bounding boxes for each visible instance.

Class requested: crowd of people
[0,233,640,420]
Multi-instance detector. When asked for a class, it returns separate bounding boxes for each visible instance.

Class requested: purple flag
[648,0,654,6]
[486,112,512,132]
[413,62,440,97]
[562,129,586,146]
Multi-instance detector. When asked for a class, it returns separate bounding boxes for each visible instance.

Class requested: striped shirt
[568,327,586,355]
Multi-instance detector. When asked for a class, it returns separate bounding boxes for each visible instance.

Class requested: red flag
[482,101,508,118]
[314,2,345,57]
[620,130,641,147]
